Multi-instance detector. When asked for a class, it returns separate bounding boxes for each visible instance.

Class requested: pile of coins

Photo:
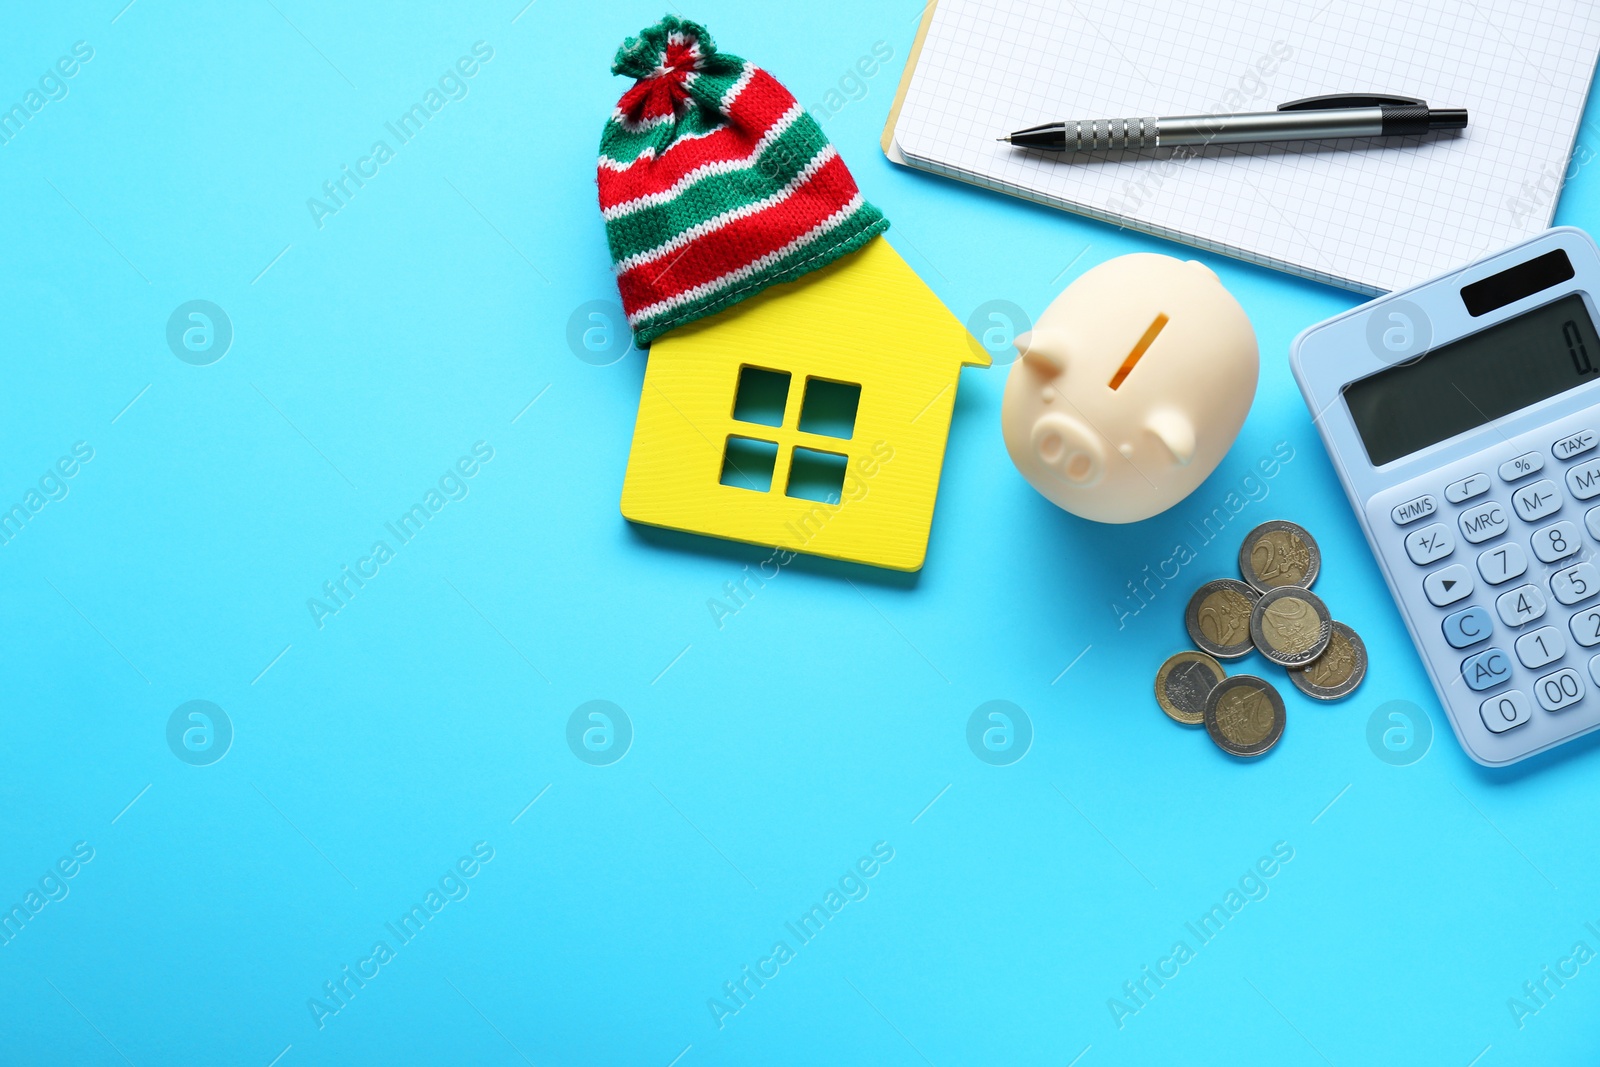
[1155,520,1368,758]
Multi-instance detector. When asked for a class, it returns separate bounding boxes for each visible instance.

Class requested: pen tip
[997,136,1009,143]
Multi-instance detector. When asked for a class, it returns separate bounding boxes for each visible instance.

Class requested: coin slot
[1108,313,1169,390]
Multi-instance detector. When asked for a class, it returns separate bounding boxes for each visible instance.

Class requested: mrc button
[1391,495,1437,525]
[1459,500,1509,543]
[1553,430,1597,460]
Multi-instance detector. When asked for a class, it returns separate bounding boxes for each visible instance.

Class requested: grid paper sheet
[891,0,1600,293]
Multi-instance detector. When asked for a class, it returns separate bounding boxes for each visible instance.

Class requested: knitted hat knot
[597,15,889,346]
[610,17,734,118]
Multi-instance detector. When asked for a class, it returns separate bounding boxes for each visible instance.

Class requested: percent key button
[1500,451,1545,481]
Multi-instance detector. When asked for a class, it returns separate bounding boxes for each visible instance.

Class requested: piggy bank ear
[1146,408,1196,466]
[1015,329,1067,375]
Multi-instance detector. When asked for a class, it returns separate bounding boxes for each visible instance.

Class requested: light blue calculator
[1292,227,1600,766]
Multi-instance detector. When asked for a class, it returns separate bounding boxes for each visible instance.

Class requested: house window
[723,365,862,500]
[786,447,848,503]
[719,435,778,491]
[798,378,860,439]
[732,366,790,426]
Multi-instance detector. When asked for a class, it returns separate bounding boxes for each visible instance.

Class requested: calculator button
[1511,479,1562,522]
[1586,505,1600,542]
[1531,520,1582,563]
[1590,654,1600,687]
[1480,690,1532,733]
[1445,473,1491,503]
[1496,583,1548,627]
[1403,522,1455,565]
[1534,667,1585,711]
[1477,542,1528,585]
[1462,648,1513,691]
[1550,562,1600,605]
[1516,625,1567,668]
[1392,495,1437,525]
[1459,501,1509,543]
[1443,606,1494,648]
[1424,564,1474,607]
[1567,458,1600,500]
[1553,430,1597,461]
[1570,606,1600,647]
[1500,451,1545,481]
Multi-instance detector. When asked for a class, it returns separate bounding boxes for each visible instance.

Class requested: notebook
[882,0,1600,294]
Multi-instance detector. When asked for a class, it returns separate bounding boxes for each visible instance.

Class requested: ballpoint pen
[1000,93,1468,152]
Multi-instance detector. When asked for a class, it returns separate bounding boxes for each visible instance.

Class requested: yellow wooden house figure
[620,236,989,571]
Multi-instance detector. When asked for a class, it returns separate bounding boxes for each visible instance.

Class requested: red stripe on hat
[598,69,797,210]
[615,152,861,310]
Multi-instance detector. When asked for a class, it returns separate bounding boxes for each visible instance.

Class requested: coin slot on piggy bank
[1002,254,1259,523]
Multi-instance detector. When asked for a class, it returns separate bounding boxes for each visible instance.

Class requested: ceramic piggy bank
[1001,254,1258,523]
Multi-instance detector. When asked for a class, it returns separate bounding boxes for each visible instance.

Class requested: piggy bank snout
[1030,413,1104,487]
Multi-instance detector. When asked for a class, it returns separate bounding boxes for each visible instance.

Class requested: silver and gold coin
[1249,585,1333,667]
[1238,520,1320,592]
[1288,621,1367,700]
[1203,675,1286,757]
[1155,651,1227,725]
[1184,579,1260,659]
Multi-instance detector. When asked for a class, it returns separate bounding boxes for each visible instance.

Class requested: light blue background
[3,1,1598,1064]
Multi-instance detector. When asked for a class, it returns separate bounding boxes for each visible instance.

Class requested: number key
[1480,690,1532,733]
[1497,583,1548,627]
[1551,562,1600,605]
[1534,667,1585,711]
[1478,542,1528,585]
[1516,625,1567,669]
[1532,520,1582,563]
[1570,606,1600,647]
[1512,479,1562,522]
[1404,522,1455,565]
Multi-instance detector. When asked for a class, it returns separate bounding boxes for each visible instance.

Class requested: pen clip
[1277,93,1426,111]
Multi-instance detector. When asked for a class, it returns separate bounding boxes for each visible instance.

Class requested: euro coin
[1249,585,1333,668]
[1289,621,1367,700]
[1239,520,1320,592]
[1185,579,1260,659]
[1203,675,1286,757]
[1155,651,1226,725]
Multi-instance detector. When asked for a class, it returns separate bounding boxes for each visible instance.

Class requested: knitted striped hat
[598,16,889,345]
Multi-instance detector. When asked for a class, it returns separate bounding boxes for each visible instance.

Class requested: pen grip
[1068,117,1159,151]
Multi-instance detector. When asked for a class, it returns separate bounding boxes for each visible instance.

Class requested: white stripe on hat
[628,195,869,327]
[614,144,839,275]
[600,104,805,221]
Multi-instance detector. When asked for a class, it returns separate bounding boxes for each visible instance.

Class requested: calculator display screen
[1345,293,1600,466]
